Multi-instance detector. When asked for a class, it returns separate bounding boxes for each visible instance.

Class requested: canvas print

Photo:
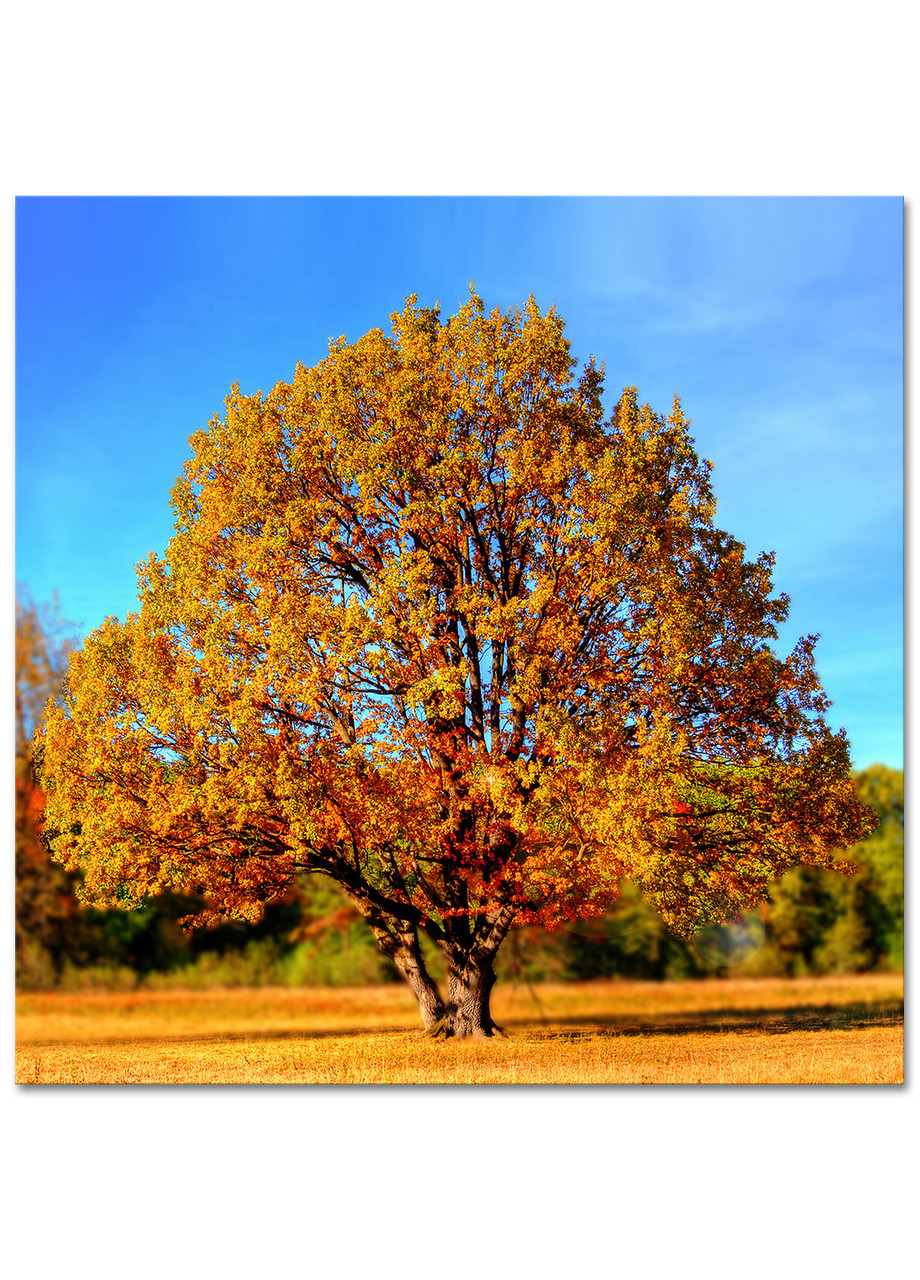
[15,196,903,1084]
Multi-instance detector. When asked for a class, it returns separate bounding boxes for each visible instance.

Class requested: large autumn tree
[37,293,875,1036]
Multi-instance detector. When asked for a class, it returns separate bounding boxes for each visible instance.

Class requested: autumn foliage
[36,293,875,1035]
[16,590,82,984]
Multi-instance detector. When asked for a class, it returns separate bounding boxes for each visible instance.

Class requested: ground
[15,972,902,1085]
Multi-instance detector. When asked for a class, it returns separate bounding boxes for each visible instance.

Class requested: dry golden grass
[16,972,902,1085]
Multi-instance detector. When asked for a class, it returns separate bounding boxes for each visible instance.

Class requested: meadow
[16,972,902,1085]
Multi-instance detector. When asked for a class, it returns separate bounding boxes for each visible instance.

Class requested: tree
[15,588,81,984]
[795,765,902,974]
[17,589,344,990]
[37,292,876,1036]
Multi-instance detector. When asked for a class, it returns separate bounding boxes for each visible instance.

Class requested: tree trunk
[439,950,503,1039]
[402,958,446,1032]
[359,898,513,1039]
[427,909,515,1038]
[363,915,446,1032]
[391,937,506,1039]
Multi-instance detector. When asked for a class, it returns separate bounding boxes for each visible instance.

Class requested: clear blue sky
[15,196,903,769]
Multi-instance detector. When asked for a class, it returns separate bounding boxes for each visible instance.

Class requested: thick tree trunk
[389,939,504,1039]
[429,911,515,1038]
[358,896,514,1039]
[401,956,446,1032]
[363,915,446,1031]
[438,951,503,1039]
[393,939,507,1038]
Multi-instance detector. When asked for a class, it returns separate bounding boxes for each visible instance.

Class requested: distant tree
[714,764,902,977]
[37,293,875,1035]
[15,588,81,984]
[16,588,77,765]
[812,765,903,972]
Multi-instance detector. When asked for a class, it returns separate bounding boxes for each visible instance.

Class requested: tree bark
[358,896,514,1039]
[428,909,515,1039]
[391,934,509,1039]
[438,950,503,1039]
[363,915,446,1031]
[397,944,447,1032]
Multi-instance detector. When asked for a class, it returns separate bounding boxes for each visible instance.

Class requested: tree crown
[38,292,875,944]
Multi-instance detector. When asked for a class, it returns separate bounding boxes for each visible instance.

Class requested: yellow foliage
[37,292,875,1002]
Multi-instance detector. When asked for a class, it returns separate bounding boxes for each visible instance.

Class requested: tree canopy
[37,292,875,1035]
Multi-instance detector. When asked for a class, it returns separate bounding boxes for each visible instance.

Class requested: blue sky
[15,196,903,769]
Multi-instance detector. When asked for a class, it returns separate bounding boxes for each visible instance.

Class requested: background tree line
[16,588,902,991]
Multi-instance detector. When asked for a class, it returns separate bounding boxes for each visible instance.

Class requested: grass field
[15,972,903,1085]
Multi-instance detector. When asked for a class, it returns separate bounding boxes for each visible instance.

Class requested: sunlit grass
[16,973,902,1085]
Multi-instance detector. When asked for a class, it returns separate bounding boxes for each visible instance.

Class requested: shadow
[18,1024,422,1049]
[18,998,902,1050]
[513,999,904,1041]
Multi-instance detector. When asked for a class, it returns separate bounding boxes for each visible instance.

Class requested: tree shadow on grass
[523,999,904,1040]
[19,998,903,1049]
[19,1024,421,1048]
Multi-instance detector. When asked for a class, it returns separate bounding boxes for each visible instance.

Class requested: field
[16,972,902,1085]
